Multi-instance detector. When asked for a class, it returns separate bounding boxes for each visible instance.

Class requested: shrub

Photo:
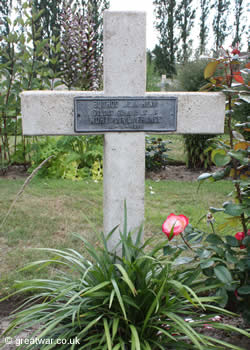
[182,46,250,322]
[165,215,250,323]
[176,59,215,169]
[28,135,103,179]
[145,136,171,171]
[2,211,249,349]
[177,59,208,92]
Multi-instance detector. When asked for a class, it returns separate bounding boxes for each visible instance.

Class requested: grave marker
[21,11,225,251]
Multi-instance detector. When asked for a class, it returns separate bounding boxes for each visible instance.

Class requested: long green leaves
[3,220,249,349]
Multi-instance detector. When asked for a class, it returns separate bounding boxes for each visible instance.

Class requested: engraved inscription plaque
[74,96,177,133]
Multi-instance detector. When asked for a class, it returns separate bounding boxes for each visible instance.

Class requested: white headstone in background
[21,11,225,252]
[161,75,167,91]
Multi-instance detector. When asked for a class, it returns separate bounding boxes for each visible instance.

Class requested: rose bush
[163,211,250,322]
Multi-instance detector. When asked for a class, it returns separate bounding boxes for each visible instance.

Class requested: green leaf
[215,287,228,308]
[112,318,119,340]
[232,131,245,142]
[204,61,219,79]
[163,245,177,256]
[228,151,249,165]
[174,256,194,265]
[196,249,211,259]
[211,149,231,167]
[200,259,215,269]
[225,236,239,247]
[238,285,250,295]
[130,325,141,350]
[225,251,238,264]
[197,172,211,181]
[209,207,225,213]
[206,234,224,245]
[242,236,250,246]
[239,94,250,103]
[224,203,244,216]
[80,281,111,297]
[214,265,232,284]
[103,318,112,350]
[115,264,137,296]
[212,168,230,181]
[111,279,127,320]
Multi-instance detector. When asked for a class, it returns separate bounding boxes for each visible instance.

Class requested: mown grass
[0,175,234,296]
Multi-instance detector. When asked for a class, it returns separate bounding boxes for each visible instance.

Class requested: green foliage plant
[29,135,103,179]
[164,212,250,323]
[186,45,249,321]
[177,59,215,169]
[2,210,249,349]
[0,0,60,169]
[145,136,171,171]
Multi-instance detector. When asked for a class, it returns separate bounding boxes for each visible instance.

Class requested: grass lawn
[0,176,234,296]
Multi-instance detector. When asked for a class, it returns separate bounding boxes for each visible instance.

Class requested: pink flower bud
[235,232,245,241]
[232,48,240,55]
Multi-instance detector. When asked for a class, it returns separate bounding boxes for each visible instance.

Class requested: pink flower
[235,232,245,241]
[162,213,189,241]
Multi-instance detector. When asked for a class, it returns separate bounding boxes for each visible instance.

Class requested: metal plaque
[74,96,177,133]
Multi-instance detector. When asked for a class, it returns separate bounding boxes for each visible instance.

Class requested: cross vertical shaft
[103,11,146,249]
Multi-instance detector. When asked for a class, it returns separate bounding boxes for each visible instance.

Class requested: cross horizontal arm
[21,91,225,135]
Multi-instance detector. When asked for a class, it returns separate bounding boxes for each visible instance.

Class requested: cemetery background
[0,1,249,349]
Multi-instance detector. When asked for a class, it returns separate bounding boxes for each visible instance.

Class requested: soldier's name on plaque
[74,96,177,133]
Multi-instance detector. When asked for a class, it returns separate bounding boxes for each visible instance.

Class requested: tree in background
[232,0,246,47]
[0,0,12,36]
[176,0,196,63]
[153,0,178,78]
[212,0,231,53]
[199,0,209,55]
[146,50,161,91]
[0,0,12,64]
[32,0,63,42]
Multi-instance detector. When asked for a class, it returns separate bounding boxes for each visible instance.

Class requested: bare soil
[1,164,208,182]
[146,165,207,182]
[0,165,28,180]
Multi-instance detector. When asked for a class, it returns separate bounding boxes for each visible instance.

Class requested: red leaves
[232,72,244,84]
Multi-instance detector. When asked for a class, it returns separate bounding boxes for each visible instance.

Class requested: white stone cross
[21,11,225,251]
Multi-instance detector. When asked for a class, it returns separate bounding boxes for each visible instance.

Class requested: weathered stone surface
[146,91,225,134]
[103,12,146,250]
[21,91,104,136]
[21,91,225,135]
